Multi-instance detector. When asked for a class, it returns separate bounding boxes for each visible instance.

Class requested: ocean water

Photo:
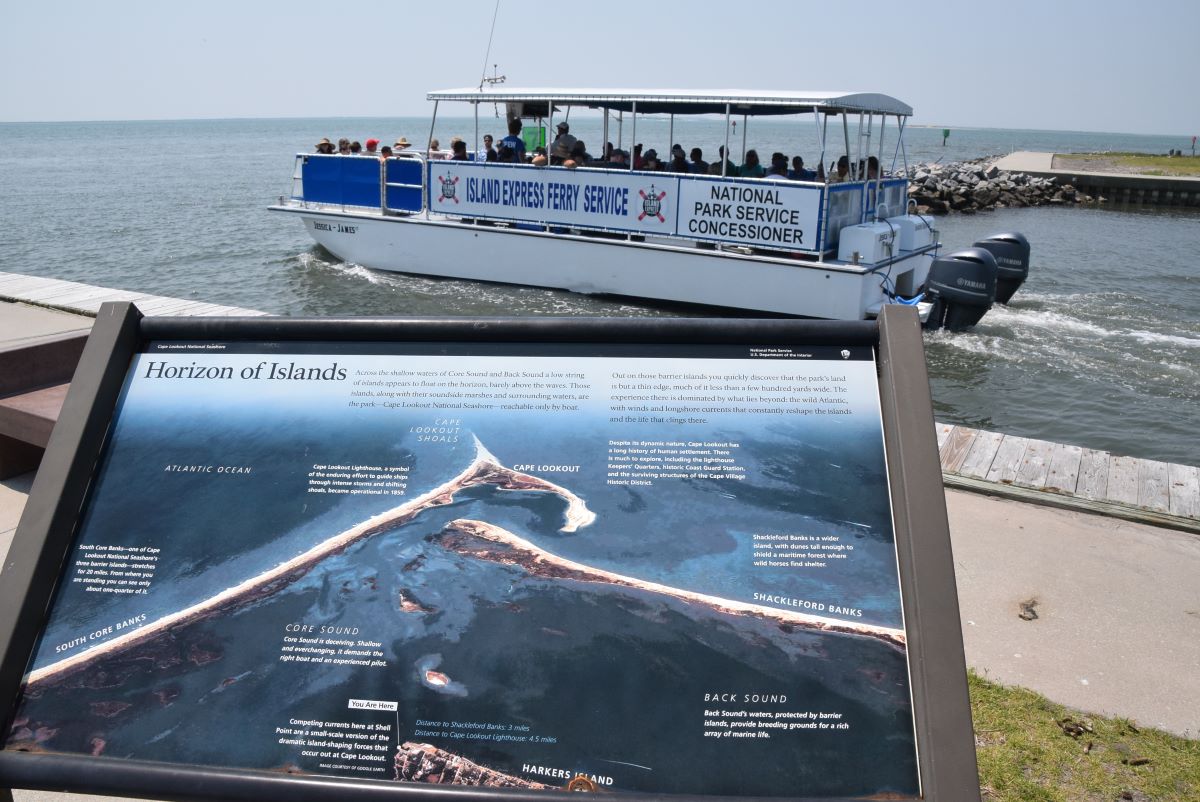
[0,117,1196,465]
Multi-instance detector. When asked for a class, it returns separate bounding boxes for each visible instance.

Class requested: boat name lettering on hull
[311,221,357,234]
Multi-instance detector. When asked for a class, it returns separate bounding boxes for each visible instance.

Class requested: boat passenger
[364,138,379,156]
[866,156,880,179]
[315,138,335,154]
[766,152,789,177]
[475,134,496,162]
[642,149,663,171]
[450,138,469,160]
[788,156,815,180]
[337,138,351,155]
[570,140,592,164]
[669,145,690,173]
[531,154,548,167]
[740,150,766,178]
[827,155,851,183]
[550,121,577,165]
[379,145,393,161]
[633,144,644,170]
[394,137,411,151]
[501,119,526,163]
[689,147,709,174]
[350,141,362,154]
[708,146,736,177]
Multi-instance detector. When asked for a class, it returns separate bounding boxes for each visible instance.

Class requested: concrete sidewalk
[991,151,1056,172]
[0,301,92,348]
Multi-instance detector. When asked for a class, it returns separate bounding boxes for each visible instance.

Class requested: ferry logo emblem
[437,174,460,203]
[840,349,851,359]
[638,185,667,222]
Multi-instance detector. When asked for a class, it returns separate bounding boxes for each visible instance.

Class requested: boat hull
[270,206,933,320]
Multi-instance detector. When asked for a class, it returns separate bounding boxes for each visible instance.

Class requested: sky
[1,0,1197,135]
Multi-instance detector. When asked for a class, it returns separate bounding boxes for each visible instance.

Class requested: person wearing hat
[550,121,577,166]
[315,137,335,154]
[766,152,789,178]
[394,137,411,151]
[365,138,380,155]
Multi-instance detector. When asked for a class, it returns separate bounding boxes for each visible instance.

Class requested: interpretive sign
[0,308,979,801]
[428,161,824,252]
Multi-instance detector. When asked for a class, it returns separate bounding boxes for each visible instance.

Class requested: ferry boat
[269,88,1030,329]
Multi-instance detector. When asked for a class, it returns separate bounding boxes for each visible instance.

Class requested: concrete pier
[992,151,1200,206]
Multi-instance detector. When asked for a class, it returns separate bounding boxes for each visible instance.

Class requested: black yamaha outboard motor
[973,231,1030,304]
[922,247,998,331]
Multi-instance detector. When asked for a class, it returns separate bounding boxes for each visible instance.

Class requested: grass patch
[1056,151,1200,176]
[969,670,1199,801]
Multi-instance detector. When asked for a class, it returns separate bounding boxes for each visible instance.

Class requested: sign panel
[427,162,825,251]
[6,338,919,799]
[676,179,822,250]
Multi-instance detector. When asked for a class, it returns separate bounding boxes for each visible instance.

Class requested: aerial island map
[5,340,919,798]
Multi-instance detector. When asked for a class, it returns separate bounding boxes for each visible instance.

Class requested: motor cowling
[922,247,998,331]
[973,231,1030,304]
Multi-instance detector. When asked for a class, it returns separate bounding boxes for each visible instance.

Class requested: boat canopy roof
[426,87,912,117]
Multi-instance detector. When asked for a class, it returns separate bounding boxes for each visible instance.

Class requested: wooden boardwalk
[1,271,1197,531]
[0,271,267,318]
[937,422,1198,533]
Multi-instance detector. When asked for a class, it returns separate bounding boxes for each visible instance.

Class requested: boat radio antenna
[478,0,503,92]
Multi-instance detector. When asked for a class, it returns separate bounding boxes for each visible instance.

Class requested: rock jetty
[897,157,1105,215]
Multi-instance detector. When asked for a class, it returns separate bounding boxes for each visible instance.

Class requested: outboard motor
[922,248,998,331]
[973,231,1030,304]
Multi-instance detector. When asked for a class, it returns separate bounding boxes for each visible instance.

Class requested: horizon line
[0,115,1189,141]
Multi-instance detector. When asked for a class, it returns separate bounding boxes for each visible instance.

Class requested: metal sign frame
[0,304,978,802]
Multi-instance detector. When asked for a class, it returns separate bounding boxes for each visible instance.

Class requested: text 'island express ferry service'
[270,88,1031,330]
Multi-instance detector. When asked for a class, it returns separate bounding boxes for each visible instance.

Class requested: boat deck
[1,271,1196,532]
